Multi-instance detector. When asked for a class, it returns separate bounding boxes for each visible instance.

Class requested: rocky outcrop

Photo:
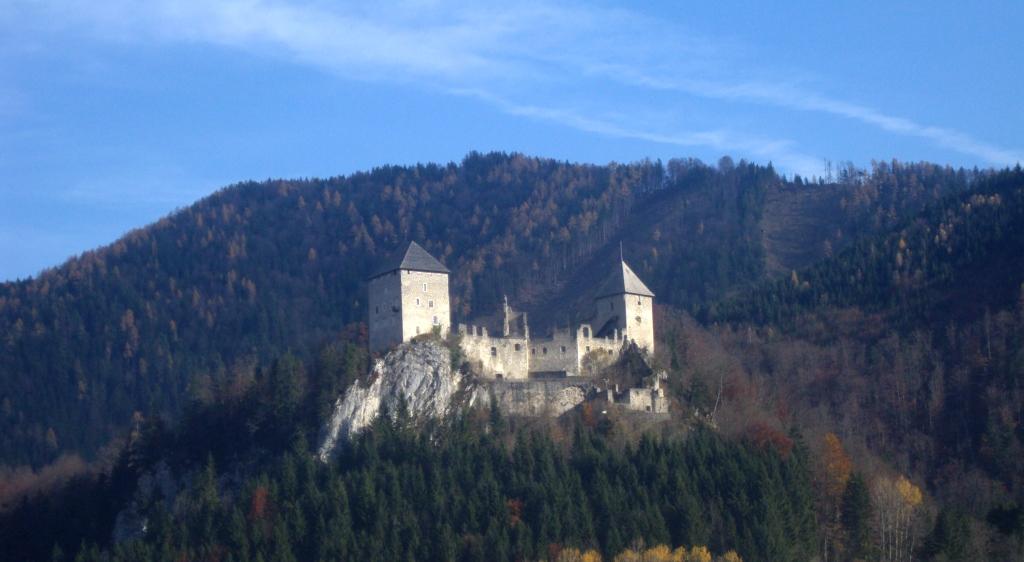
[111,460,178,544]
[318,340,477,461]
[318,340,611,462]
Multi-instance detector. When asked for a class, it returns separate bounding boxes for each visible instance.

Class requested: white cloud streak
[10,0,1021,174]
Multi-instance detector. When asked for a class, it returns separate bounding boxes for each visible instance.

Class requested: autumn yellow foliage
[608,543,741,562]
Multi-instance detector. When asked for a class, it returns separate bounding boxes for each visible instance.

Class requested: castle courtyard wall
[458,325,529,380]
[528,330,580,375]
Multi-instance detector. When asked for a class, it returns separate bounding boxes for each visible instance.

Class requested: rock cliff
[317,340,602,461]
[317,340,477,461]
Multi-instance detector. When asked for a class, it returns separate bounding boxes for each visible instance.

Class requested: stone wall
[482,380,597,416]
[368,271,403,352]
[528,329,579,375]
[369,269,451,352]
[399,270,451,342]
[458,324,530,380]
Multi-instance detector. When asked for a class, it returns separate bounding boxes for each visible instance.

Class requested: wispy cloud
[589,64,1023,166]
[456,88,821,174]
[11,0,1021,174]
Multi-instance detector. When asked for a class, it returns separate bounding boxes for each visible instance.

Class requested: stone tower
[591,258,656,352]
[367,241,451,352]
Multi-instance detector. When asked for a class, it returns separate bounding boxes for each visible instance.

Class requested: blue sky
[1,1,1021,281]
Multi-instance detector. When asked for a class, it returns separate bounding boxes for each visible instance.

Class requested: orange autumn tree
[818,432,853,561]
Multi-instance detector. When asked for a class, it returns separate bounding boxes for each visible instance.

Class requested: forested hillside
[2,153,1023,560]
[1,343,819,562]
[0,153,980,467]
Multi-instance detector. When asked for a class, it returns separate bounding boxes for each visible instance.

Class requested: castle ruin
[368,242,656,383]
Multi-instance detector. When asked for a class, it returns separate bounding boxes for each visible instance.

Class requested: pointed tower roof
[595,259,655,299]
[370,241,450,279]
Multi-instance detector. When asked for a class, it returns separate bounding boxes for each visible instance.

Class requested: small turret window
[433,315,439,325]
[423,283,428,292]
[490,347,497,356]
[514,343,521,351]
[542,347,548,355]
[416,298,421,306]
[560,346,566,353]
[428,300,434,308]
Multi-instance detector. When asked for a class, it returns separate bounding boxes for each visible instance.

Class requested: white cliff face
[318,340,476,461]
[318,340,606,462]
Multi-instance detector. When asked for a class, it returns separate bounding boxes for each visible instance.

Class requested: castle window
[416,298,421,306]
[531,348,536,355]
[490,347,497,356]
[582,327,590,338]
[428,300,434,308]
[586,346,591,353]
[636,316,642,324]
[560,346,566,353]
[607,349,613,355]
[542,347,547,355]
[514,343,521,351]
[423,283,428,292]
[637,298,642,306]
[433,315,439,325]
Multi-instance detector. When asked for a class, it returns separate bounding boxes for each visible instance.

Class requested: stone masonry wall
[458,325,530,380]
[368,271,403,352]
[399,270,451,342]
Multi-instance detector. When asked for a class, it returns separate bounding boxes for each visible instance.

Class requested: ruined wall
[458,325,529,380]
[575,324,624,376]
[622,387,669,413]
[528,329,579,375]
[482,380,596,416]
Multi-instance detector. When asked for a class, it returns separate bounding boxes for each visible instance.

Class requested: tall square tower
[368,242,451,352]
[591,259,655,352]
